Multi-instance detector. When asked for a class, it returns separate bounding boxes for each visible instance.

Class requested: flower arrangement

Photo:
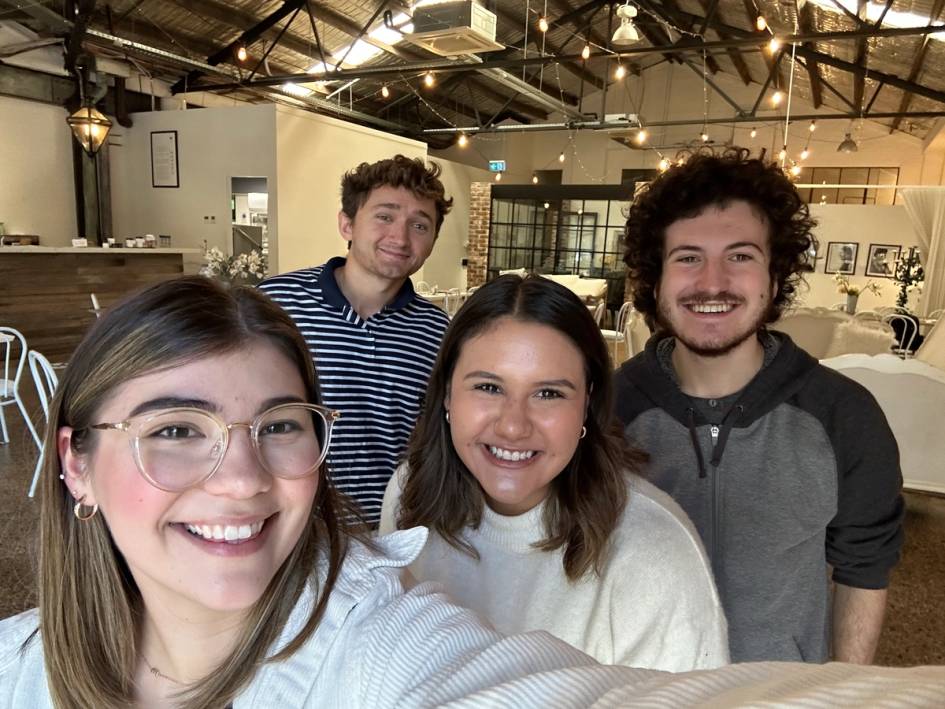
[833,273,882,297]
[893,248,924,309]
[201,248,265,284]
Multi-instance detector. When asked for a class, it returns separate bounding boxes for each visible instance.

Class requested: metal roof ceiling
[3,0,945,148]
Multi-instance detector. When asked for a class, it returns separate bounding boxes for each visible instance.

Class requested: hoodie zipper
[710,425,720,446]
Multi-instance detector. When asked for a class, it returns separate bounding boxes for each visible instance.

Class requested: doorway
[230,176,269,277]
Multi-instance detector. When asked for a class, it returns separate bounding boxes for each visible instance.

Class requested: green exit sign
[488,160,506,172]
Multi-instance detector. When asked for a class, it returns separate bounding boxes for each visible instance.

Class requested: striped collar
[317,256,417,313]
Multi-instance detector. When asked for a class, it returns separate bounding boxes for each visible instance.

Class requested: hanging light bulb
[495,172,503,182]
[768,37,781,53]
[615,63,626,80]
[381,84,390,99]
[809,120,816,132]
[424,71,434,88]
[236,44,248,62]
[701,130,709,142]
[778,146,787,161]
[771,90,784,106]
[67,105,112,155]
[544,201,550,209]
[756,16,767,32]
[790,164,802,177]
[800,147,810,160]
[582,43,591,61]
[750,127,758,139]
[457,133,468,147]
[676,157,685,166]
[658,157,670,172]
[538,17,549,33]
[558,151,566,163]
[635,128,648,144]
[532,174,539,184]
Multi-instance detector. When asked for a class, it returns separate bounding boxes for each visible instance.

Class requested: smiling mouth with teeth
[488,445,537,462]
[184,520,265,544]
[688,302,736,313]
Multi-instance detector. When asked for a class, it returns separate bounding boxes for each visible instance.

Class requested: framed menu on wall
[151,130,179,188]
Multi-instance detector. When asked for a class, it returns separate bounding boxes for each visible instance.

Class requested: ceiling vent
[406,1,503,57]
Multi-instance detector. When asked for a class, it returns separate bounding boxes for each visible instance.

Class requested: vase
[845,293,859,314]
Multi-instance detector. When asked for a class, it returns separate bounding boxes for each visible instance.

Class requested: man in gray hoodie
[614,148,903,664]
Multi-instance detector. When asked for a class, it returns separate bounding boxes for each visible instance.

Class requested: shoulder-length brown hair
[32,277,352,709]
[397,275,644,581]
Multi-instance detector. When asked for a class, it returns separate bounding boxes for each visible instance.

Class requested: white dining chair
[591,302,606,326]
[601,301,633,362]
[90,292,103,318]
[0,327,41,451]
[884,314,920,358]
[27,349,59,497]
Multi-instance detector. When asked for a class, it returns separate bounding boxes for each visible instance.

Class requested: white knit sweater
[380,470,729,671]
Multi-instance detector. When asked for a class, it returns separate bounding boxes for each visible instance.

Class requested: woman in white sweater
[381,274,729,671]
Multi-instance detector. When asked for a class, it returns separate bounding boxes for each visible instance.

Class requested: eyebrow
[128,395,307,418]
[372,202,433,223]
[666,241,766,257]
[462,371,578,391]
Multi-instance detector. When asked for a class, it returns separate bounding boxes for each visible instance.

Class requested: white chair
[601,301,632,361]
[0,327,41,451]
[90,292,103,318]
[884,313,919,358]
[414,280,433,295]
[591,302,606,326]
[443,288,463,318]
[27,349,58,498]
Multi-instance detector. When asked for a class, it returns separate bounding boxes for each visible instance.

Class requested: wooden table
[0,246,199,361]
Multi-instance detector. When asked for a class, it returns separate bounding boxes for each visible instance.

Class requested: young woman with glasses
[380,275,729,671]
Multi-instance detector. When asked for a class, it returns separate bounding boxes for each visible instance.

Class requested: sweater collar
[475,500,549,552]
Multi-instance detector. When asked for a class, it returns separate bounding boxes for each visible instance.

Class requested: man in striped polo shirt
[260,155,452,526]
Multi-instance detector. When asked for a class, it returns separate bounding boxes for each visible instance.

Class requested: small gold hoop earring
[73,496,99,521]
[580,426,587,439]
[445,410,451,424]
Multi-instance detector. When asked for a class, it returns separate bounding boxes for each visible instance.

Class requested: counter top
[0,246,202,254]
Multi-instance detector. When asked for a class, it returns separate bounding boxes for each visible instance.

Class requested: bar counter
[0,246,201,362]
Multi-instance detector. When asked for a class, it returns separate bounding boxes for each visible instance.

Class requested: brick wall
[467,182,491,288]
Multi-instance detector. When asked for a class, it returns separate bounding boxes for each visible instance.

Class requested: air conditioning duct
[406,0,503,57]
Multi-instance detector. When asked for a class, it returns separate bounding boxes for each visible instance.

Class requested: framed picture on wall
[151,130,180,188]
[865,243,900,278]
[824,241,858,274]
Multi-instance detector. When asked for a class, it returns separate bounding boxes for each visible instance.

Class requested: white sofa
[771,308,894,359]
[821,353,945,494]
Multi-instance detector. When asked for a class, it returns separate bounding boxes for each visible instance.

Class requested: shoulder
[401,296,450,331]
[0,609,49,704]
[258,266,324,298]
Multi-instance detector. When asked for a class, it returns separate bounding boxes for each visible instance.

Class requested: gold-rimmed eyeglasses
[88,403,340,492]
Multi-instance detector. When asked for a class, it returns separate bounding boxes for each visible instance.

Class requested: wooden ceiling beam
[890,0,945,132]
[798,4,823,108]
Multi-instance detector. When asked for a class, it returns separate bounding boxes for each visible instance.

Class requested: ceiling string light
[424,71,434,87]
[380,84,390,99]
[457,133,468,147]
[532,174,539,183]
[236,44,248,62]
[756,15,767,32]
[538,16,549,33]
[582,43,591,60]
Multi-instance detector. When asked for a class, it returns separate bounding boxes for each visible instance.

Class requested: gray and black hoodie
[614,331,904,663]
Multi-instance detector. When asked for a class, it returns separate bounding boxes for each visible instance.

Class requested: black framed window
[796,166,899,205]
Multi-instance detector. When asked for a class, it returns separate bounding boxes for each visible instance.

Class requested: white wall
[110,103,277,264]
[421,157,493,290]
[273,106,425,274]
[0,96,77,245]
[798,205,920,311]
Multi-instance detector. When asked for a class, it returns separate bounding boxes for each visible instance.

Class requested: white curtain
[901,188,945,317]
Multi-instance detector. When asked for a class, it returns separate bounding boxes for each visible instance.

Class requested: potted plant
[834,273,882,314]
[200,247,265,285]
[893,248,924,310]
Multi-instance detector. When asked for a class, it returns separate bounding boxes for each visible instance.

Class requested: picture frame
[865,243,900,278]
[151,130,180,188]
[824,241,858,275]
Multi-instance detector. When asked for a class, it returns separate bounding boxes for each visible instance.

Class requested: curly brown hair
[340,154,454,235]
[624,147,817,328]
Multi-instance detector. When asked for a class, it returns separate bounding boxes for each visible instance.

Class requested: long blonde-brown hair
[32,277,351,708]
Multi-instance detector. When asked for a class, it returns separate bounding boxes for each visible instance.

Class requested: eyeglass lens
[133,405,327,490]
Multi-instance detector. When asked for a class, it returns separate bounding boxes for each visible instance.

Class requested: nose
[694,256,730,294]
[203,426,272,498]
[494,397,533,441]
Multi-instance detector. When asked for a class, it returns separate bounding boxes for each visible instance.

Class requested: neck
[334,260,404,319]
[135,601,247,700]
[671,334,766,398]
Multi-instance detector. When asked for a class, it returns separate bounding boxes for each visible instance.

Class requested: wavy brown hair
[397,275,645,581]
[624,146,818,329]
[340,154,454,235]
[32,277,356,708]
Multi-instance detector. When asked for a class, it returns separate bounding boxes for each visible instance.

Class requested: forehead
[456,318,586,376]
[361,184,434,211]
[664,200,770,251]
